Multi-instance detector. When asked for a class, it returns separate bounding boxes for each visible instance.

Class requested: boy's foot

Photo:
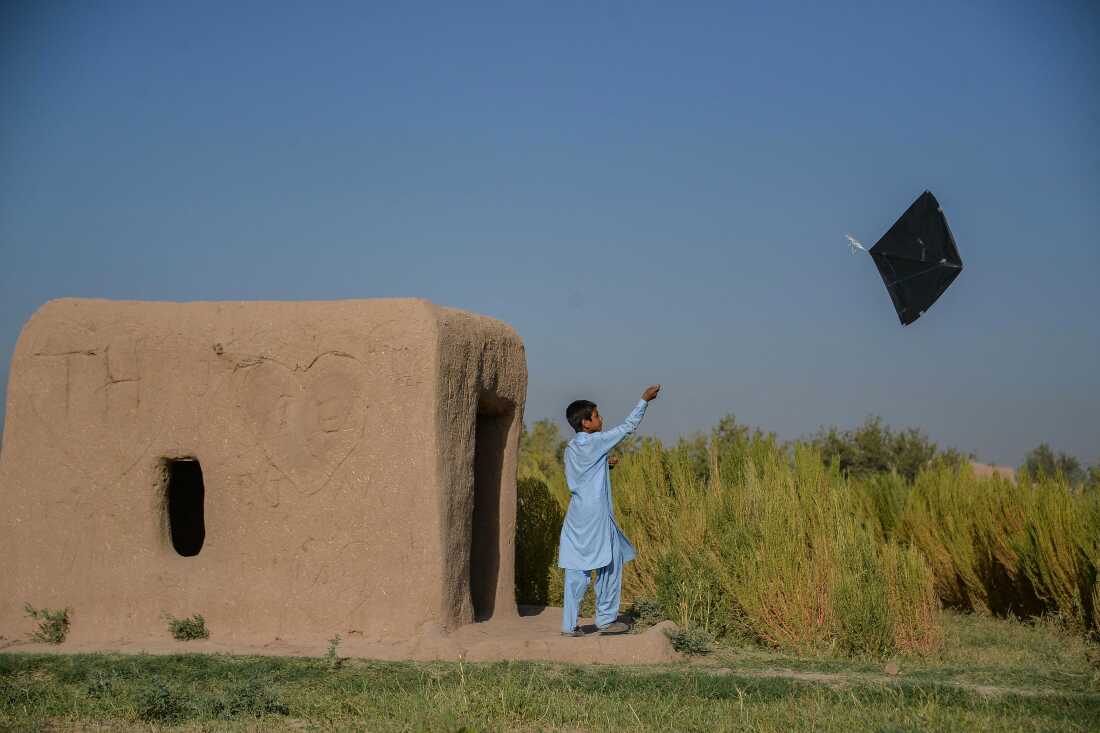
[560,626,588,637]
[596,621,631,635]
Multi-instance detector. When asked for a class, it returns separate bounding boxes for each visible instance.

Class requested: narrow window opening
[165,458,205,557]
[470,401,512,622]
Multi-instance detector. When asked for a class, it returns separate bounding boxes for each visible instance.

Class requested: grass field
[3,612,1097,731]
[519,422,1100,660]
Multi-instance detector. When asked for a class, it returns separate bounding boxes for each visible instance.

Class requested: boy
[559,384,661,636]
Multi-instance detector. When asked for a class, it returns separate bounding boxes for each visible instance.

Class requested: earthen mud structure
[0,299,678,664]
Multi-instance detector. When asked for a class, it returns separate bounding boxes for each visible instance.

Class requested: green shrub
[896,463,992,612]
[1093,570,1100,638]
[135,673,288,721]
[211,679,289,719]
[882,542,943,654]
[666,625,716,655]
[515,476,564,605]
[516,411,1098,657]
[1021,443,1086,485]
[135,677,187,723]
[1008,479,1091,627]
[518,420,570,506]
[1,674,46,709]
[833,539,895,657]
[898,464,1100,631]
[325,634,343,669]
[23,603,70,644]
[712,448,933,654]
[654,547,729,637]
[811,417,950,482]
[85,670,114,698]
[615,440,942,656]
[165,613,209,640]
[856,472,910,541]
[625,597,665,628]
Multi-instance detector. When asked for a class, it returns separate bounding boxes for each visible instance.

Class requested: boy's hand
[642,384,661,402]
[608,455,620,469]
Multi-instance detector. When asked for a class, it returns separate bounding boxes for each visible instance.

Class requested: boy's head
[566,400,603,433]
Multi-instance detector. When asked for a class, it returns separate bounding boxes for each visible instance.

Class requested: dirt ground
[0,606,681,665]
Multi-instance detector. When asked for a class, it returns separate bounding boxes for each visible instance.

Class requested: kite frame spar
[849,191,964,326]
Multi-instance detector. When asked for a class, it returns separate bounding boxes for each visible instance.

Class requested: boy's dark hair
[566,400,597,433]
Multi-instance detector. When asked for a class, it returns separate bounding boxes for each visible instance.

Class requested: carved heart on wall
[235,352,369,496]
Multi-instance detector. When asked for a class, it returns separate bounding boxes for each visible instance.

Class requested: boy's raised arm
[587,385,660,456]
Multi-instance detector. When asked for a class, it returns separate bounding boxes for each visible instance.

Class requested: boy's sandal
[560,627,588,637]
[596,621,631,635]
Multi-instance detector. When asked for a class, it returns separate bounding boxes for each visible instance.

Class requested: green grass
[904,611,1100,694]
[715,611,1100,695]
[2,614,1097,731]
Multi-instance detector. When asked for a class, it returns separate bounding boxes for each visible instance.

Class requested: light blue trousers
[561,535,624,633]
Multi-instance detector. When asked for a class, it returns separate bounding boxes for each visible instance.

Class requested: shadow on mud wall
[471,407,513,621]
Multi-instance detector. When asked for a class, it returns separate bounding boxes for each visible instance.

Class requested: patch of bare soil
[701,665,1093,699]
[1,607,681,665]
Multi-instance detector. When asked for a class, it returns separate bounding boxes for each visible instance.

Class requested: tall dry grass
[613,439,942,656]
[897,463,1100,633]
[514,421,1100,658]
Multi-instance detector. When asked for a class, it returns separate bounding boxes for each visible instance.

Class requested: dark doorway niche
[164,458,205,557]
[470,397,512,622]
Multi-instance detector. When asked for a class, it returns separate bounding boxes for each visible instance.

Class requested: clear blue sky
[2,1,1097,466]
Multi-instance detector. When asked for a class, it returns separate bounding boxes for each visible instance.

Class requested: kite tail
[846,234,868,255]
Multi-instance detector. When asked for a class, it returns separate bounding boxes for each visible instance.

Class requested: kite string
[846,234,867,255]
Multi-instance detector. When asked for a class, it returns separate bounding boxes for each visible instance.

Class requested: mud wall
[0,298,526,644]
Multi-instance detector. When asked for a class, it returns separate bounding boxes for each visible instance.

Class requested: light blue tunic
[557,399,648,571]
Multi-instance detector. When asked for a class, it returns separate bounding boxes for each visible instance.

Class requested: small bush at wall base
[325,634,343,669]
[23,603,70,644]
[667,626,716,655]
[625,597,665,628]
[164,613,209,640]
